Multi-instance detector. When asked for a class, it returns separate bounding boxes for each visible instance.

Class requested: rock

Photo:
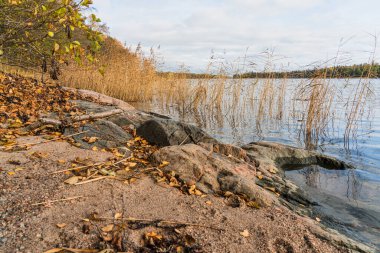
[217,172,275,207]
[64,119,133,149]
[71,100,118,114]
[152,144,276,206]
[225,194,245,208]
[137,118,218,147]
[242,141,352,170]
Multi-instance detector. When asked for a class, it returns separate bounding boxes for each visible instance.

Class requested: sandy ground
[0,137,349,253]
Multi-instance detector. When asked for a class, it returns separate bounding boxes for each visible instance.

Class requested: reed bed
[3,36,375,150]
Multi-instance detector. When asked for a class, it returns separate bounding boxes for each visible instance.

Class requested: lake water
[132,78,380,249]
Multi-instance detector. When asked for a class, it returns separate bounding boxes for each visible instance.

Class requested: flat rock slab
[71,100,118,114]
[64,119,133,149]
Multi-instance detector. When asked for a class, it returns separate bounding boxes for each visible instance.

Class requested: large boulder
[137,118,218,147]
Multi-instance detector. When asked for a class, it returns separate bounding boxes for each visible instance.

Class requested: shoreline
[0,75,376,252]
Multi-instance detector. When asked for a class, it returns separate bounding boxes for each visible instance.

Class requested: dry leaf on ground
[240,229,250,237]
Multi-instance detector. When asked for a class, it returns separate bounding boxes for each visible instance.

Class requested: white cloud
[92,0,380,72]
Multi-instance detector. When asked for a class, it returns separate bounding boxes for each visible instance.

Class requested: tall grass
[60,37,159,102]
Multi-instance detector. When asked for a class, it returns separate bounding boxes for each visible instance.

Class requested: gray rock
[242,141,352,170]
[137,118,218,147]
[65,119,132,149]
[152,144,276,207]
[71,100,117,114]
[218,172,274,207]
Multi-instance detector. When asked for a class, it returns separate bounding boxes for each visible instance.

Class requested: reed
[60,37,159,102]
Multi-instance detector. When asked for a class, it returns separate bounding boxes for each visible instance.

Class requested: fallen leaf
[316,217,321,222]
[205,201,212,205]
[56,223,67,228]
[247,201,260,209]
[114,213,122,219]
[101,224,114,232]
[64,176,79,185]
[268,166,278,174]
[86,137,98,144]
[102,234,113,241]
[128,162,137,168]
[159,161,170,168]
[240,229,250,237]
[91,146,98,151]
[7,171,15,176]
[58,160,66,164]
[145,231,163,240]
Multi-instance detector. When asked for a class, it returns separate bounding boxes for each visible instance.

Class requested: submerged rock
[137,118,218,147]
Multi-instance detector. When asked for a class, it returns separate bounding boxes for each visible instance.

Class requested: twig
[179,135,189,145]
[71,109,123,122]
[52,156,132,174]
[98,216,225,231]
[32,196,84,206]
[52,161,105,174]
[74,176,116,185]
[32,109,124,129]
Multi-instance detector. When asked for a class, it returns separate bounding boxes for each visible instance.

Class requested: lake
[132,78,380,249]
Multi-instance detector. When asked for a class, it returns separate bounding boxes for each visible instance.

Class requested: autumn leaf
[56,223,67,228]
[240,229,250,237]
[159,161,170,168]
[114,212,122,219]
[64,176,79,185]
[101,224,114,232]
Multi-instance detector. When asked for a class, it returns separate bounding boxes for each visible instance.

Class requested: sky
[92,0,380,72]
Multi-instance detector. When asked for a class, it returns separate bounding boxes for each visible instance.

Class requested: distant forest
[158,72,223,79]
[234,63,380,79]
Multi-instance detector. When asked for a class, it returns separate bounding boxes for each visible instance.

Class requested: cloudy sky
[92,0,380,72]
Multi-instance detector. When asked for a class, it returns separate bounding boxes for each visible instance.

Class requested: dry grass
[60,37,158,102]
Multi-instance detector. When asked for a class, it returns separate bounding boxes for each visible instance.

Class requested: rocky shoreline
[0,81,375,252]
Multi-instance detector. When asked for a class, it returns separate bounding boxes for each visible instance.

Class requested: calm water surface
[132,78,380,249]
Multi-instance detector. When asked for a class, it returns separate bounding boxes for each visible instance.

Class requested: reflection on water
[132,78,380,249]
[285,166,380,210]
[286,166,380,248]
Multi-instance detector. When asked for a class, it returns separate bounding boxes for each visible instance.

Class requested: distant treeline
[234,63,380,79]
[158,72,227,79]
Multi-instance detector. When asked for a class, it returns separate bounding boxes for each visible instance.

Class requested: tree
[0,0,103,79]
